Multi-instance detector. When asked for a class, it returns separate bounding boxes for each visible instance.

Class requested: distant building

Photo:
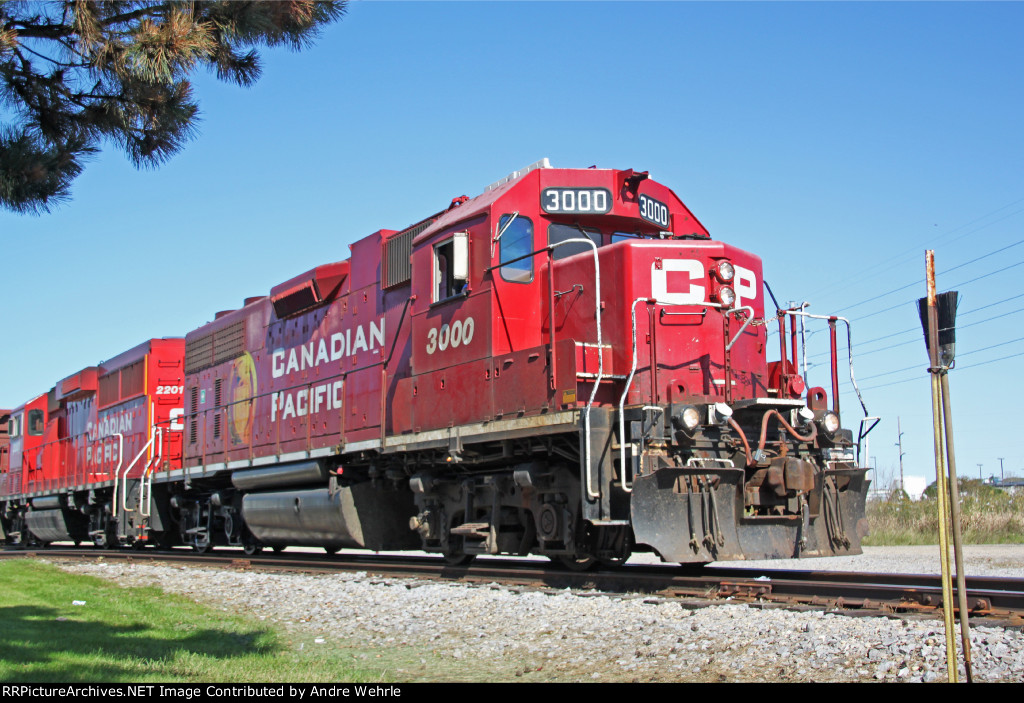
[903,476,927,501]
[867,475,928,501]
[990,477,1024,494]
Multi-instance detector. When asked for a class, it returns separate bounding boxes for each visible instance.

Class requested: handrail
[618,299,753,490]
[619,298,656,492]
[489,238,605,500]
[725,306,755,352]
[138,402,160,517]
[546,238,603,501]
[109,433,124,517]
[780,308,869,419]
[140,426,162,518]
[119,427,155,515]
[857,416,881,468]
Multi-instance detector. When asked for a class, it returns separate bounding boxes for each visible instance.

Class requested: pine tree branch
[53,37,92,64]
[100,3,174,30]
[8,20,75,40]
[2,0,347,214]
[16,43,79,69]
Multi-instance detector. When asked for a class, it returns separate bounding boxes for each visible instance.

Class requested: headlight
[679,405,700,431]
[820,411,840,435]
[716,286,736,307]
[715,260,735,282]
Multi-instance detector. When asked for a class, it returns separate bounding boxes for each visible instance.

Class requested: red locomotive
[2,340,184,547]
[1,161,869,566]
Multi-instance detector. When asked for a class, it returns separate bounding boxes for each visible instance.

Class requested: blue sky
[2,1,1022,489]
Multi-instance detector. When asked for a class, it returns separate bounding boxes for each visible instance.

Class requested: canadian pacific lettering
[268,318,384,422]
[270,381,344,421]
[271,319,385,379]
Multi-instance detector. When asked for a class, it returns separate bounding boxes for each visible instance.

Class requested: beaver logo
[227,352,257,445]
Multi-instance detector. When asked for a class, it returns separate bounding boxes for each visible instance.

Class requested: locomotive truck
[0,160,870,567]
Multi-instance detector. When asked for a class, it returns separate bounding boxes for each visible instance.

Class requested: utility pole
[918,252,971,682]
[977,463,983,482]
[998,457,1005,482]
[895,417,906,493]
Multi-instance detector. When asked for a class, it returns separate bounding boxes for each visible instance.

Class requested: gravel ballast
[51,546,1024,683]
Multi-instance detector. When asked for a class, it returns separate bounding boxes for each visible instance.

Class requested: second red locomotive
[1,160,869,566]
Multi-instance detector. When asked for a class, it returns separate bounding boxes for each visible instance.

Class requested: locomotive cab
[399,162,868,565]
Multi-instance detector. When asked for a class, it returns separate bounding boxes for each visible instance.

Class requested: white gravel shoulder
[48,545,1023,683]
[706,544,1024,577]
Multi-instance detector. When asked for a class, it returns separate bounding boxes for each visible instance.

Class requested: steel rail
[6,548,1022,624]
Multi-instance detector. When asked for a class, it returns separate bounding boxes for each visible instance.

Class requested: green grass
[865,481,1024,546]
[0,560,385,683]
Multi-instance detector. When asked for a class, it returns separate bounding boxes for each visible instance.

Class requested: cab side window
[433,232,469,302]
[498,215,533,283]
[435,240,456,301]
[27,409,44,436]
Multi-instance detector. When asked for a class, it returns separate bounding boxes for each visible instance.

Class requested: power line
[853,335,1024,383]
[835,230,1024,315]
[772,239,1024,344]
[817,292,1024,355]
[848,258,1024,323]
[856,350,1024,392]
[804,198,1024,301]
[804,302,1024,362]
[841,342,1024,392]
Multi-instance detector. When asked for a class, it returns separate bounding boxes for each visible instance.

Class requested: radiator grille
[384,220,432,288]
[120,361,144,398]
[98,372,119,406]
[213,379,223,440]
[189,386,198,445]
[185,320,247,374]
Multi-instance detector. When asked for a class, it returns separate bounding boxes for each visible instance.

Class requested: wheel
[441,534,474,566]
[153,531,176,550]
[94,528,117,549]
[242,541,262,556]
[271,545,286,553]
[442,550,475,566]
[324,546,340,555]
[554,554,598,572]
[192,537,213,554]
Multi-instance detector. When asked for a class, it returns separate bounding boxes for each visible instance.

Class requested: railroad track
[6,547,1023,626]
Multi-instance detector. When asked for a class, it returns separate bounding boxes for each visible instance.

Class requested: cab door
[490,213,541,356]
[410,224,493,431]
[488,212,558,416]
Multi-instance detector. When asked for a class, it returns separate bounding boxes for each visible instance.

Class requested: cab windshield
[548,223,660,261]
[548,223,601,260]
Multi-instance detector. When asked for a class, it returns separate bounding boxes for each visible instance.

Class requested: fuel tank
[25,506,88,543]
[242,483,419,550]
